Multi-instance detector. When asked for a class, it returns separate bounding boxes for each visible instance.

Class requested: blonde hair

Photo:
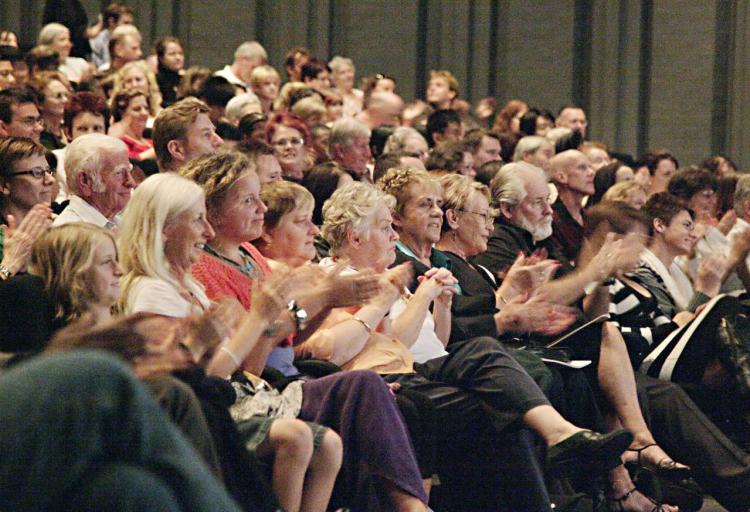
[37,23,68,46]
[260,180,313,231]
[179,151,256,222]
[321,182,395,255]
[152,97,210,169]
[113,60,162,116]
[250,65,280,87]
[429,70,459,95]
[603,181,646,203]
[274,81,307,111]
[29,223,116,323]
[291,96,326,124]
[377,166,439,217]
[118,173,206,311]
[439,173,490,212]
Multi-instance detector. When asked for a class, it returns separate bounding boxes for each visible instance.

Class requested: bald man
[555,106,588,139]
[355,91,404,129]
[548,149,594,262]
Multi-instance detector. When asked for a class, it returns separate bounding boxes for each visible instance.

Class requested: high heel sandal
[625,443,691,480]
[608,487,665,512]
[626,444,703,511]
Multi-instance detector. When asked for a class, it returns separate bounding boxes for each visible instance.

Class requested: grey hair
[513,136,547,162]
[734,175,750,213]
[328,56,354,74]
[489,162,545,208]
[38,23,68,46]
[226,93,261,122]
[321,182,395,255]
[383,127,427,155]
[65,134,128,197]
[235,41,267,61]
[329,117,370,153]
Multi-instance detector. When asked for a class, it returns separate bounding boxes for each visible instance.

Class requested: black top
[0,274,59,352]
[157,64,182,108]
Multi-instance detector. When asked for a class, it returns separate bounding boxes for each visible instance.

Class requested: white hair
[513,136,547,162]
[328,56,354,74]
[111,23,142,41]
[489,162,546,208]
[118,173,207,311]
[235,41,267,61]
[329,117,370,153]
[734,175,750,213]
[38,23,68,46]
[65,134,128,197]
[383,127,427,155]
[544,127,572,145]
[226,92,261,122]
[321,182,395,255]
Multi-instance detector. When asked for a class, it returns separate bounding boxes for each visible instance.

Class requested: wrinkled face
[525,141,555,173]
[336,135,371,177]
[164,198,215,271]
[86,236,122,307]
[457,152,475,178]
[426,77,455,106]
[213,172,267,243]
[473,135,502,168]
[584,147,610,171]
[1,153,54,211]
[254,78,279,102]
[123,67,149,95]
[270,125,307,175]
[69,112,106,140]
[52,29,73,60]
[357,202,399,272]
[452,191,493,257]
[689,188,717,221]
[560,153,595,195]
[255,154,283,184]
[0,60,16,90]
[42,80,69,118]
[396,181,444,245]
[124,95,149,128]
[535,115,553,136]
[264,201,319,267]
[511,174,553,242]
[333,63,354,90]
[626,188,647,209]
[88,150,136,217]
[650,158,677,195]
[2,103,44,141]
[374,78,396,94]
[402,135,429,162]
[615,165,634,183]
[181,113,224,162]
[161,42,184,72]
[659,209,696,255]
[556,107,588,137]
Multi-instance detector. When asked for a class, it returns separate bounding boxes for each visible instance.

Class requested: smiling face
[69,111,106,140]
[395,181,444,245]
[688,188,717,221]
[86,235,123,307]
[263,200,319,267]
[161,42,184,72]
[658,209,696,256]
[164,198,215,271]
[270,125,307,177]
[85,149,136,219]
[2,103,44,141]
[1,153,54,211]
[124,94,149,131]
[212,172,267,244]
[122,67,149,95]
[52,29,73,60]
[42,80,69,118]
[356,202,400,272]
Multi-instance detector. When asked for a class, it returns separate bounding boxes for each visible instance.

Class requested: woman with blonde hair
[328,56,363,117]
[37,22,93,84]
[113,60,163,120]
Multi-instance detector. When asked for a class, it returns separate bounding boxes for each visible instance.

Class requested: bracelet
[219,345,242,367]
[351,315,373,334]
[497,294,508,306]
[0,264,11,281]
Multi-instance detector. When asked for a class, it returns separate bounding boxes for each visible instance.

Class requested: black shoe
[547,429,633,478]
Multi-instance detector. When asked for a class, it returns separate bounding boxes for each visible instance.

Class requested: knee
[315,429,343,472]
[271,419,314,462]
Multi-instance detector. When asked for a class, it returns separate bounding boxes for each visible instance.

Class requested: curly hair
[321,182,395,255]
[29,223,116,323]
[377,166,438,217]
[113,60,162,115]
[179,150,256,220]
[110,87,147,122]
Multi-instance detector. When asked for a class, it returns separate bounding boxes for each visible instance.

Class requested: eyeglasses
[13,166,56,179]
[457,208,493,225]
[17,116,44,127]
[272,137,304,148]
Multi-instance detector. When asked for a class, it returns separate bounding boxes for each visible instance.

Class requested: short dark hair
[103,3,133,26]
[237,112,267,139]
[475,160,503,187]
[198,76,235,108]
[284,46,311,75]
[425,141,467,172]
[0,45,20,64]
[642,192,692,226]
[64,92,110,134]
[300,58,330,84]
[373,152,405,184]
[642,148,679,175]
[557,103,584,117]
[519,107,554,136]
[0,136,46,183]
[0,87,38,124]
[462,128,499,153]
[301,161,348,225]
[24,45,59,72]
[426,109,460,146]
[667,167,718,200]
[583,200,649,239]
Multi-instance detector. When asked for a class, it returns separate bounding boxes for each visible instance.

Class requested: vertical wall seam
[415,0,429,100]
[636,0,653,156]
[711,0,732,155]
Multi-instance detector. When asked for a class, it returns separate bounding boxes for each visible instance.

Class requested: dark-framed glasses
[13,166,55,179]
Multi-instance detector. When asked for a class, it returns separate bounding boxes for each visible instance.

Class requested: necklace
[204,244,260,279]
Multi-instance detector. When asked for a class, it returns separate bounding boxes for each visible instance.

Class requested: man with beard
[549,149,595,263]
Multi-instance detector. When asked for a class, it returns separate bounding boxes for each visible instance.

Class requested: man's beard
[517,215,553,242]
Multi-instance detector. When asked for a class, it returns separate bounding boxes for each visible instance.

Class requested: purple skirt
[299,370,427,511]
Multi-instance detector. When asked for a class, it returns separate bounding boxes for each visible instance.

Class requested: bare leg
[255,419,313,512]
[609,465,678,512]
[599,323,687,469]
[522,404,584,446]
[301,429,342,512]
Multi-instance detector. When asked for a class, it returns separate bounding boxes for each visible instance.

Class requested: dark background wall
[2,0,749,169]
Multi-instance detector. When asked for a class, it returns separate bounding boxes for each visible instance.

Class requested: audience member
[0,45,19,90]
[37,22,94,84]
[89,3,134,69]
[355,91,403,129]
[555,104,588,138]
[329,117,372,183]
[154,36,185,107]
[329,55,363,117]
[153,97,223,171]
[250,64,280,114]
[642,147,679,196]
[27,70,71,150]
[265,111,312,181]
[426,109,463,146]
[0,88,44,142]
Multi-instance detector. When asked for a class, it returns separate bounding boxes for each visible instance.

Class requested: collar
[63,196,120,229]
[494,215,536,248]
[395,241,452,270]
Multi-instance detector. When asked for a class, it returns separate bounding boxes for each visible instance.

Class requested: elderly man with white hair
[225,93,262,125]
[214,41,267,92]
[53,134,135,230]
[329,117,373,183]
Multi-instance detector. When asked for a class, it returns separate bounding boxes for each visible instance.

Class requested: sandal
[626,444,703,511]
[625,443,691,481]
[608,487,665,512]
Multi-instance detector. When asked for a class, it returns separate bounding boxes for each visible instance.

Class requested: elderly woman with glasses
[265,112,313,181]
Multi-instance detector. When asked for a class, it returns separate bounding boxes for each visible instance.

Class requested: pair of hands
[1,204,53,275]
[587,232,646,282]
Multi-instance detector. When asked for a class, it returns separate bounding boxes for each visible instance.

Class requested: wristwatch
[287,300,309,332]
[0,264,11,280]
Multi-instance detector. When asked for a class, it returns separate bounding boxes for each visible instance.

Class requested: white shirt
[728,217,750,268]
[53,195,121,231]
[389,296,448,364]
[214,65,248,90]
[52,148,68,203]
[58,57,90,83]
[126,276,209,317]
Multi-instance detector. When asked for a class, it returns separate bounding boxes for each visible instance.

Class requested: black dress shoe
[546,429,633,478]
